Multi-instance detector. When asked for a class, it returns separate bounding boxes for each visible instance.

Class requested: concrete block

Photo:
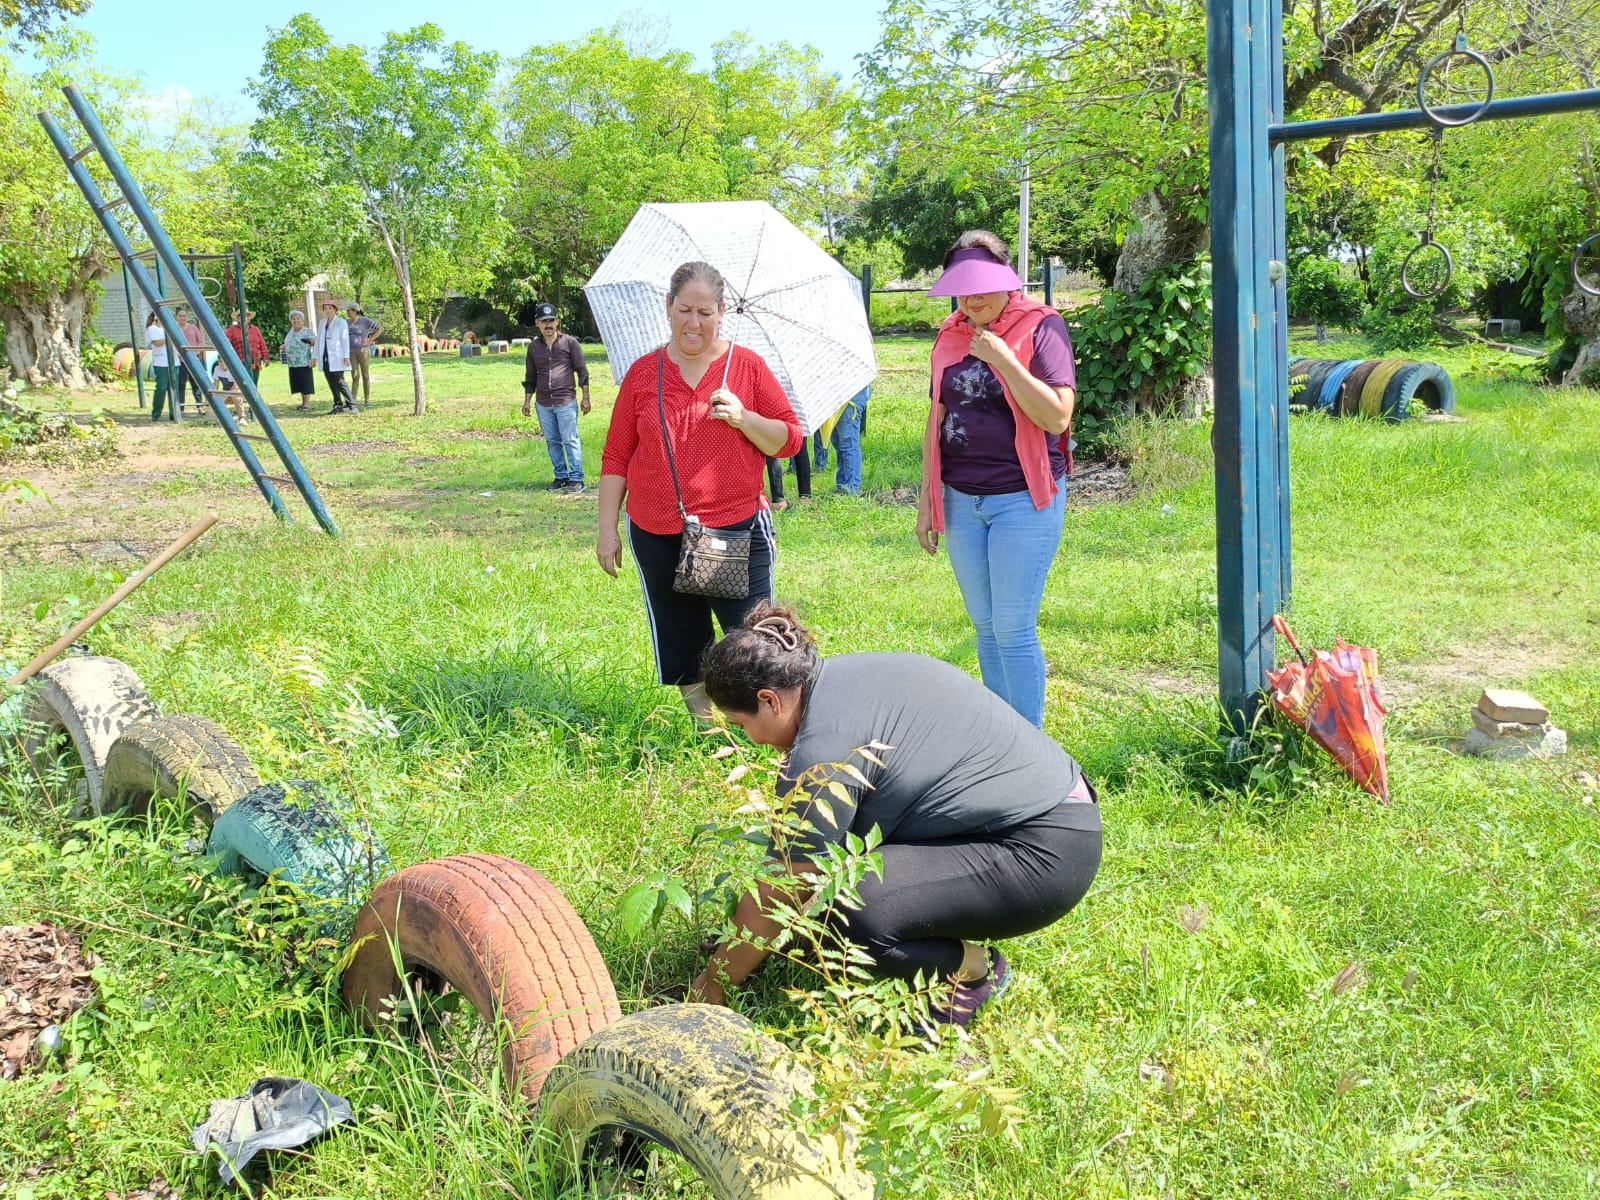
[510,338,531,347]
[1471,708,1550,739]
[1477,689,1548,724]
[1463,725,1567,760]
[1484,318,1522,336]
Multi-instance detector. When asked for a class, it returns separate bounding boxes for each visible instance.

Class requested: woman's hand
[686,970,728,1007]
[708,388,745,428]
[968,329,1015,369]
[596,525,623,577]
[915,503,940,555]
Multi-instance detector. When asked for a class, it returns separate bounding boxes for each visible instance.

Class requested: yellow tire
[1360,358,1409,418]
[540,1004,873,1200]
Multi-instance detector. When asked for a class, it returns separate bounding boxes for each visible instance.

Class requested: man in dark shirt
[522,302,591,493]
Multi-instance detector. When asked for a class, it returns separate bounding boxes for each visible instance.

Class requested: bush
[80,336,117,383]
[1068,257,1213,451]
[0,397,118,468]
[1287,255,1363,328]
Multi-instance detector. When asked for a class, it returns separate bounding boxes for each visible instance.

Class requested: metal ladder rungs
[236,433,270,443]
[258,474,296,487]
[68,144,96,164]
[96,194,129,212]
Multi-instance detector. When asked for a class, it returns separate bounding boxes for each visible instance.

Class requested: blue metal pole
[121,262,146,410]
[36,109,292,523]
[1208,0,1281,729]
[58,85,338,536]
[1269,0,1292,609]
[1271,87,1600,144]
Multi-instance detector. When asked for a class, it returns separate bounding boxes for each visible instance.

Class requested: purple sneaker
[926,949,1011,1031]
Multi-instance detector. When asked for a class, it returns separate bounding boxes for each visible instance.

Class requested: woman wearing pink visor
[916,230,1077,727]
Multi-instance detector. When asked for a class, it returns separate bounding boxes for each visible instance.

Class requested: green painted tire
[100,713,260,823]
[541,1004,874,1200]
[207,780,390,910]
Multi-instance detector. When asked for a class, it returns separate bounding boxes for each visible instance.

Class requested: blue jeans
[831,388,868,494]
[942,483,1066,727]
[536,402,583,484]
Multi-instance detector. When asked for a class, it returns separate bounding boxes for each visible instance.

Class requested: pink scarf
[922,293,1068,532]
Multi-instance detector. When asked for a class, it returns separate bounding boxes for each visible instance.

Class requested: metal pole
[1018,142,1031,291]
[121,262,146,410]
[36,109,292,523]
[860,263,873,332]
[1269,0,1292,610]
[1043,259,1054,308]
[1271,86,1600,144]
[232,242,254,376]
[1207,0,1282,729]
[57,86,338,536]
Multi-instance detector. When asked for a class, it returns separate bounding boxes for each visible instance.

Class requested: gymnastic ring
[1401,235,1454,300]
[1417,38,1495,128]
[1572,232,1600,298]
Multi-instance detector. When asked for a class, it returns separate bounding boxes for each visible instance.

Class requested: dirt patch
[1067,460,1136,504]
[2,923,99,1079]
[306,439,402,456]
[402,455,450,466]
[869,460,1135,508]
[1384,633,1572,707]
[449,429,525,442]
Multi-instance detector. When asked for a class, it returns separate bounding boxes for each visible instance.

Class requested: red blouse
[602,345,803,535]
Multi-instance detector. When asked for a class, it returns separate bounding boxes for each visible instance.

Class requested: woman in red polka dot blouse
[597,261,805,720]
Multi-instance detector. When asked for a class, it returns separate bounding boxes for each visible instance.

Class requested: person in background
[827,384,870,495]
[145,311,173,422]
[687,604,1101,1035]
[346,303,381,408]
[283,309,317,411]
[916,229,1076,729]
[596,260,803,720]
[314,299,355,414]
[212,355,248,424]
[225,309,269,386]
[522,301,591,494]
[765,441,810,511]
[174,306,205,416]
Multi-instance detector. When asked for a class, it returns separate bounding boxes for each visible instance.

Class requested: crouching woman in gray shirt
[687,603,1101,1031]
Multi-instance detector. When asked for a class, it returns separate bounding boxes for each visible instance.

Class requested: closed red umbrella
[1266,615,1390,802]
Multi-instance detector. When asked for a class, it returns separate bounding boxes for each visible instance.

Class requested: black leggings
[838,800,1102,981]
[626,514,776,685]
[766,444,810,500]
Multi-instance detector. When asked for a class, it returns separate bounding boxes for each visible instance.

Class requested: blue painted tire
[207,780,391,911]
[1382,361,1456,421]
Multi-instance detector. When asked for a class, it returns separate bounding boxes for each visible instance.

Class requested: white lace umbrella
[584,201,877,435]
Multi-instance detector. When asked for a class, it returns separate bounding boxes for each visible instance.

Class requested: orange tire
[341,853,620,1104]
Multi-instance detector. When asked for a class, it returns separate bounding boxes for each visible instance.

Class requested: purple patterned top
[938,315,1076,495]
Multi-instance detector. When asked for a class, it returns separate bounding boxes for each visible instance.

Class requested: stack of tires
[19,653,872,1199]
[1288,357,1455,421]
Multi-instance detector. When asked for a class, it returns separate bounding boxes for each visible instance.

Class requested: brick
[1471,708,1549,739]
[1477,689,1548,724]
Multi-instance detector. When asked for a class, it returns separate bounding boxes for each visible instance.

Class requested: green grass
[2,334,1599,1198]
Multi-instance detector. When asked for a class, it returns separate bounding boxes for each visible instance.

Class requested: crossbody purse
[655,351,752,599]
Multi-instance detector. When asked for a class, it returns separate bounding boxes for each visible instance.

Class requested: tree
[248,17,511,415]
[1,0,88,46]
[496,30,856,331]
[860,0,1571,409]
[0,37,144,388]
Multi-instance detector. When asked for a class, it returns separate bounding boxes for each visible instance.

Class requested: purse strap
[655,350,694,527]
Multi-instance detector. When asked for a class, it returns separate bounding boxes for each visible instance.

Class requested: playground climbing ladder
[38,85,339,537]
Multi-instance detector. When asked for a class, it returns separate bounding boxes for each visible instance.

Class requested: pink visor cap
[927,246,1024,297]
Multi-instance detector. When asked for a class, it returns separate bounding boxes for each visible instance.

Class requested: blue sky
[28,2,888,121]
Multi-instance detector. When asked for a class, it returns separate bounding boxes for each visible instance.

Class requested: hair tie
[751,617,801,653]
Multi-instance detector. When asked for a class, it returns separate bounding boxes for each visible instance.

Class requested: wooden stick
[5,512,219,690]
